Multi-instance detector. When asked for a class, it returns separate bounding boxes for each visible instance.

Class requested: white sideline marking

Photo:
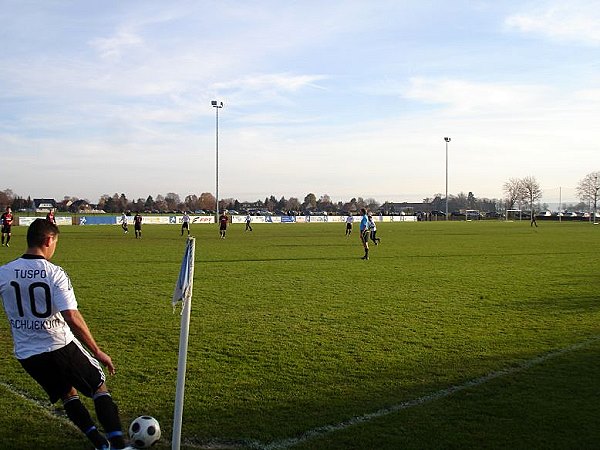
[257,336,600,450]
[0,380,77,430]
[185,336,600,450]
[3,336,599,449]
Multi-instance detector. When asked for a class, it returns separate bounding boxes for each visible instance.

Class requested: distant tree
[431,194,444,211]
[199,192,215,211]
[0,189,14,209]
[519,176,542,225]
[184,194,199,212]
[221,198,236,211]
[467,192,476,209]
[145,195,155,210]
[317,194,333,212]
[165,193,180,211]
[365,197,380,212]
[286,197,301,212]
[103,196,116,213]
[277,196,287,211]
[503,178,523,210]
[303,193,317,211]
[264,195,277,211]
[11,196,28,211]
[576,171,600,218]
[131,198,145,212]
[154,195,167,212]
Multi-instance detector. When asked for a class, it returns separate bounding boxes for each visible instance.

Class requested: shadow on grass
[177,337,600,450]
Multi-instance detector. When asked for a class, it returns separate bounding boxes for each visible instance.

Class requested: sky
[1,0,599,205]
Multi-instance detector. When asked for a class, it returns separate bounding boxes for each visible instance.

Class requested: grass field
[0,220,599,449]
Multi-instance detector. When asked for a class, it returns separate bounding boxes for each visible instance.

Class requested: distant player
[1,206,14,247]
[219,211,229,239]
[181,212,190,236]
[0,219,133,450]
[368,214,380,245]
[245,214,253,232]
[359,208,369,260]
[133,213,142,239]
[120,213,128,234]
[345,213,353,236]
[46,209,57,225]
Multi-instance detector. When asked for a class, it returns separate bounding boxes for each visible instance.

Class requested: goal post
[505,209,522,221]
[465,209,481,221]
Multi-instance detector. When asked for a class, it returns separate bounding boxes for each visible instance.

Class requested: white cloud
[89,29,144,60]
[505,2,600,45]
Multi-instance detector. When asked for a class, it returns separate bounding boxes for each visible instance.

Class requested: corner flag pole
[172,237,196,450]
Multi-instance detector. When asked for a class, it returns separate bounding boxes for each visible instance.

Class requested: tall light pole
[444,137,451,220]
[211,100,223,222]
[594,175,598,225]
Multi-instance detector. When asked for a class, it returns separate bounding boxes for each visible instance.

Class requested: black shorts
[1,225,11,234]
[220,224,227,231]
[134,224,142,231]
[182,222,189,229]
[360,229,369,242]
[346,223,352,229]
[19,341,105,404]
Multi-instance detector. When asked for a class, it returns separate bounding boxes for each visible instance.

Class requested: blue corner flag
[172,237,195,307]
[172,237,196,450]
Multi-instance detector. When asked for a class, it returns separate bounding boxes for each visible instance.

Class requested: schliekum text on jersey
[10,318,61,330]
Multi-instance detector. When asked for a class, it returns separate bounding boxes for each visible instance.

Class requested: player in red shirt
[219,211,229,239]
[133,213,142,239]
[46,209,57,225]
[1,206,14,247]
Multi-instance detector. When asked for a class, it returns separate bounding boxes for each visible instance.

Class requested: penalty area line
[247,335,600,450]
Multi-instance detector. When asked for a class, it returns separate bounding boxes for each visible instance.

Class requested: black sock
[94,392,126,449]
[64,396,109,449]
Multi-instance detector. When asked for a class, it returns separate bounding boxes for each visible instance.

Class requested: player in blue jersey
[359,208,370,260]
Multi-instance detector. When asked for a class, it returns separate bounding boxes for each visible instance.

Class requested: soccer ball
[128,416,161,448]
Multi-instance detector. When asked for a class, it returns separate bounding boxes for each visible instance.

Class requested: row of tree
[1,171,598,214]
[503,171,600,213]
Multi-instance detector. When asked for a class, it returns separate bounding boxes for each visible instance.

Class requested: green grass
[0,221,599,449]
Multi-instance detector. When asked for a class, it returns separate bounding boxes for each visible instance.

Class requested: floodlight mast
[595,176,599,225]
[444,137,451,220]
[212,100,223,222]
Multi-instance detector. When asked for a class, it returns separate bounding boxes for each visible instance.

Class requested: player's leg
[93,385,128,449]
[20,346,111,449]
[68,343,129,449]
[361,230,369,259]
[6,231,10,246]
[63,388,111,449]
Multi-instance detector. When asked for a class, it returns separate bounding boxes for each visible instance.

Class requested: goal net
[465,209,481,221]
[505,209,522,221]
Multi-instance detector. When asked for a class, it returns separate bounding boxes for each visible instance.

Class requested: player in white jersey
[120,212,128,233]
[181,212,191,236]
[368,214,380,245]
[0,219,133,450]
[345,214,353,236]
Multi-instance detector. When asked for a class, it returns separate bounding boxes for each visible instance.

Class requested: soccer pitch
[0,221,599,449]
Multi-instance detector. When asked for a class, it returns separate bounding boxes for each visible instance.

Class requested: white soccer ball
[128,415,161,448]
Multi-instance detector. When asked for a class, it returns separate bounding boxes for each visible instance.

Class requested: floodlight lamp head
[444,137,451,142]
[211,100,223,108]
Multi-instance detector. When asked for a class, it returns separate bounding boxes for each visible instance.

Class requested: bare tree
[576,171,600,221]
[520,176,542,225]
[503,178,523,209]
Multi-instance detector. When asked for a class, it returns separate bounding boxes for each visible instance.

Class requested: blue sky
[1,1,599,205]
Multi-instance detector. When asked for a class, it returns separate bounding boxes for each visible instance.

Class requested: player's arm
[61,309,116,375]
